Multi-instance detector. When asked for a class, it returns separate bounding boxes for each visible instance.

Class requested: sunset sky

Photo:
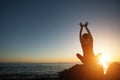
[0,0,120,63]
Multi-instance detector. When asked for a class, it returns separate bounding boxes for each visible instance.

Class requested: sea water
[0,62,80,79]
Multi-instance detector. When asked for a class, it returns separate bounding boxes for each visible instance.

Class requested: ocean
[0,62,80,80]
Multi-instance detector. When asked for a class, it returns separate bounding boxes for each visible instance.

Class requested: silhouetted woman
[77,22,99,64]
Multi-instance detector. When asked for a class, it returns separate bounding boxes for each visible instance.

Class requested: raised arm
[79,23,83,42]
[84,22,93,42]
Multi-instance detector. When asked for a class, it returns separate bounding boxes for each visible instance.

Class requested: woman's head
[83,33,89,38]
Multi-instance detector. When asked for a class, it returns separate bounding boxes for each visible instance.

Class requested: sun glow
[99,54,110,73]
[100,55,109,66]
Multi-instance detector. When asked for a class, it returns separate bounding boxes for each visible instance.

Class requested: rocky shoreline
[0,62,120,80]
[59,62,120,80]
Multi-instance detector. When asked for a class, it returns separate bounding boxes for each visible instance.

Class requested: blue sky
[0,0,120,62]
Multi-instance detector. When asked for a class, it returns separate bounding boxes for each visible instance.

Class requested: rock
[105,62,120,80]
[59,64,104,80]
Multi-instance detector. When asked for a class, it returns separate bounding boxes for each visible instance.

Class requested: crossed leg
[76,53,86,64]
[76,53,101,64]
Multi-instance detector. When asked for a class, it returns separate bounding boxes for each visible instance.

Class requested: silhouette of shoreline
[0,62,120,80]
[59,62,120,80]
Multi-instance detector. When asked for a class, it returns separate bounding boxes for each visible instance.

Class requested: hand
[80,22,84,27]
[80,22,88,27]
[84,22,88,27]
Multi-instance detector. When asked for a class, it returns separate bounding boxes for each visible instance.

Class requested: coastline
[0,62,120,80]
